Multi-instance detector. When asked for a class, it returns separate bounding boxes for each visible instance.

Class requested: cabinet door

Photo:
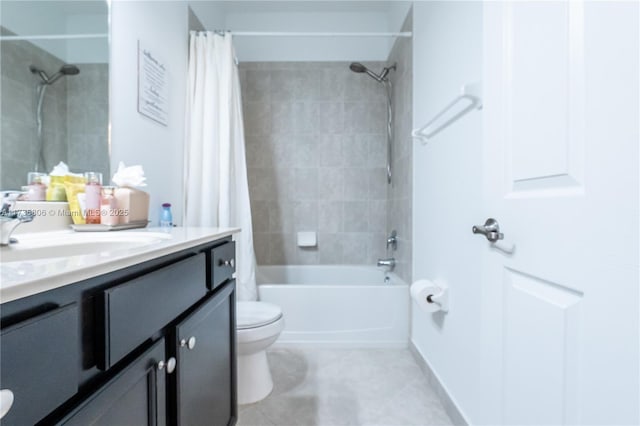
[57,338,168,426]
[0,304,78,425]
[174,281,236,426]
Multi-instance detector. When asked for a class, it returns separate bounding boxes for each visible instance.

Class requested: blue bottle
[160,203,173,228]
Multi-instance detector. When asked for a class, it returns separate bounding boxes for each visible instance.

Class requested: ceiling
[207,1,402,15]
[188,1,412,61]
[0,0,108,63]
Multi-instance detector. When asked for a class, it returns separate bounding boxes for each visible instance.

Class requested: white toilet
[236,301,284,405]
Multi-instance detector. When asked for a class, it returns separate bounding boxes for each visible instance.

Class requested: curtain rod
[200,31,412,38]
[0,33,108,41]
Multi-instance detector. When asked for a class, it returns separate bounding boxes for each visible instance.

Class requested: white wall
[411,2,483,424]
[110,0,189,225]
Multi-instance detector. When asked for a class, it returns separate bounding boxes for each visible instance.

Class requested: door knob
[180,336,197,350]
[472,218,504,242]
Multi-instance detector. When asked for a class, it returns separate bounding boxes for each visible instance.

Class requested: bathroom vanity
[0,228,238,425]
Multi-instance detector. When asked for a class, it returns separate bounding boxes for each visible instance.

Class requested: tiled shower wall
[1,28,66,189]
[240,62,390,265]
[0,27,108,189]
[66,64,109,178]
[386,11,413,283]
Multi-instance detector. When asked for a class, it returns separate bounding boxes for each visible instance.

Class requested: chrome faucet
[1,192,34,245]
[377,257,396,271]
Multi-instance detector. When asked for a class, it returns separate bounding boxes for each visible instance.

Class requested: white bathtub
[257,265,409,348]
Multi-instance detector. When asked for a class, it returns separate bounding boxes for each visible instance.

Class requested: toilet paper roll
[411,279,443,313]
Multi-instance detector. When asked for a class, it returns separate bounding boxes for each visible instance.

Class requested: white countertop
[0,227,239,304]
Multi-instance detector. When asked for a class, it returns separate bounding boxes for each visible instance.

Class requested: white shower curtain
[184,31,257,301]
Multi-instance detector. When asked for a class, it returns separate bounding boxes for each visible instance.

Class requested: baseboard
[408,340,469,426]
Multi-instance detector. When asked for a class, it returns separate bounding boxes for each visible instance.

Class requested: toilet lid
[237,301,282,330]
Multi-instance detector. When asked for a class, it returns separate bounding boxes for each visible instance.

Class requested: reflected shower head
[59,64,80,75]
[30,64,80,85]
[349,62,396,82]
[29,65,49,83]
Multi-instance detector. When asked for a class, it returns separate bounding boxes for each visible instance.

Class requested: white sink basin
[0,232,172,263]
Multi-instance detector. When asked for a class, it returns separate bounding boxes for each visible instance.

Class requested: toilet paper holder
[410,279,449,313]
[425,290,448,311]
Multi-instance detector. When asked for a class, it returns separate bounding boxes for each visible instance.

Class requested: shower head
[349,62,368,73]
[349,62,396,82]
[30,64,80,85]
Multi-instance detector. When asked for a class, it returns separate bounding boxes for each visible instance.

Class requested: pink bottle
[84,172,103,224]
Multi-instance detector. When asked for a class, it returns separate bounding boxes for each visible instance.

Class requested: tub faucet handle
[386,230,397,251]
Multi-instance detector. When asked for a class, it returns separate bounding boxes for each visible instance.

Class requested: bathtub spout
[377,257,396,271]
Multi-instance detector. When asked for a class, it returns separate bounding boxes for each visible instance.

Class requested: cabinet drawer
[0,304,79,426]
[210,241,235,290]
[101,254,207,369]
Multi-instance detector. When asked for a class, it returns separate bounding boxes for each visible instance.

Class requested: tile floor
[237,348,453,426]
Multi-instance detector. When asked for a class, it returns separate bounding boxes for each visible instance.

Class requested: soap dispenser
[160,203,173,228]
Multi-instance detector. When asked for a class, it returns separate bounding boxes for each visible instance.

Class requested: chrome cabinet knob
[157,357,177,373]
[0,389,14,419]
[180,336,197,350]
[166,357,176,374]
[219,258,234,268]
[472,218,504,242]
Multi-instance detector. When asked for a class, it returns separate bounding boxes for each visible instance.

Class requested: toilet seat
[237,301,283,330]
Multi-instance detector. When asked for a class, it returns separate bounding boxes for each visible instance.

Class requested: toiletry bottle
[100,186,119,226]
[26,172,47,201]
[160,203,173,228]
[84,172,103,224]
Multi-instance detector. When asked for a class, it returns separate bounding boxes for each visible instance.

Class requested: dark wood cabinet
[173,280,237,426]
[0,304,79,426]
[99,254,207,370]
[0,236,236,426]
[56,338,167,426]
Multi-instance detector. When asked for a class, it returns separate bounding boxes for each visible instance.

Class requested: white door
[481,2,639,424]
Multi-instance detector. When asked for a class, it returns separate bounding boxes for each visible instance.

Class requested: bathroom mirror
[0,0,110,191]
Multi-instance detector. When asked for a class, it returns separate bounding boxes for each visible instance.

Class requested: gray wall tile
[318,134,344,167]
[386,10,413,283]
[318,201,343,233]
[317,167,344,201]
[343,167,369,200]
[241,61,394,266]
[343,201,369,233]
[1,31,108,189]
[342,233,369,264]
[294,168,319,199]
[317,233,344,264]
[343,135,369,167]
[294,200,318,230]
